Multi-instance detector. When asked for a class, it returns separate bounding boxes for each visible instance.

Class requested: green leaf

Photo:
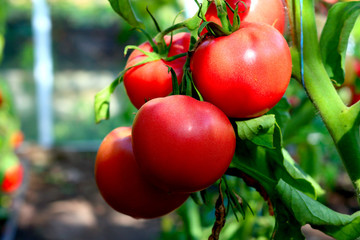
[94,78,121,123]
[281,149,324,198]
[267,98,291,131]
[108,0,144,29]
[235,115,277,149]
[275,179,360,240]
[272,203,305,240]
[319,1,360,85]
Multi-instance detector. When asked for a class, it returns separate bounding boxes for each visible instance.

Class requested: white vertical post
[31,0,54,148]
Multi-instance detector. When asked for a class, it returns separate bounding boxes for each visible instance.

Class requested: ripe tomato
[1,163,24,193]
[190,22,292,119]
[203,0,286,34]
[0,154,24,194]
[355,58,360,78]
[244,0,286,34]
[10,130,24,149]
[123,32,191,109]
[95,127,189,219]
[0,90,3,107]
[132,95,236,193]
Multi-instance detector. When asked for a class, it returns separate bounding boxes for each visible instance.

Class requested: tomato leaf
[94,78,121,123]
[319,1,360,85]
[108,0,144,29]
[235,115,277,149]
[275,179,360,240]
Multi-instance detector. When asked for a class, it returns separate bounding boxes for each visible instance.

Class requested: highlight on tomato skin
[190,22,292,119]
[95,127,190,219]
[1,162,24,194]
[123,32,191,109]
[132,95,236,194]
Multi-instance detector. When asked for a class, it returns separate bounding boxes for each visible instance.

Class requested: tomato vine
[94,0,360,239]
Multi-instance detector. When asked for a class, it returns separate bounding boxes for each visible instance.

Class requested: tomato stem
[213,0,232,34]
[291,0,360,201]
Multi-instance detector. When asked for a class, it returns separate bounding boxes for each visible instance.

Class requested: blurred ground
[12,144,163,240]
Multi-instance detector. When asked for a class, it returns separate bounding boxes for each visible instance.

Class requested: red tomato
[355,58,360,78]
[203,0,286,34]
[10,131,24,149]
[132,95,236,193]
[1,162,24,193]
[0,90,3,107]
[95,127,189,219]
[123,32,191,109]
[244,0,286,34]
[349,85,360,105]
[190,22,292,119]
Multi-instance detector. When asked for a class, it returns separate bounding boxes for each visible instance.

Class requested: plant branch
[291,0,360,200]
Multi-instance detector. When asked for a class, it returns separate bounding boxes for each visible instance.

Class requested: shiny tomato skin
[1,162,24,193]
[203,0,285,34]
[132,95,236,193]
[190,22,292,119]
[244,0,286,34]
[95,127,189,219]
[123,32,191,109]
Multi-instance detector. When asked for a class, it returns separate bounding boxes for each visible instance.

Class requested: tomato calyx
[201,0,248,37]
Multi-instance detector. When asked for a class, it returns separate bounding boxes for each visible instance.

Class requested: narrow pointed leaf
[108,0,144,29]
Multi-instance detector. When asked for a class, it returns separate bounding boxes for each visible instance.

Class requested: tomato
[244,0,286,34]
[203,0,286,34]
[95,127,189,219]
[0,90,3,107]
[190,22,292,119]
[1,162,24,193]
[132,95,236,193]
[355,58,360,78]
[349,85,360,105]
[123,32,191,109]
[10,130,24,149]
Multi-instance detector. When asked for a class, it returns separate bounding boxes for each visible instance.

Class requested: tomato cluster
[95,0,291,219]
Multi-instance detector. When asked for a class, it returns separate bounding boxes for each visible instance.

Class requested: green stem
[293,0,360,200]
[214,0,231,33]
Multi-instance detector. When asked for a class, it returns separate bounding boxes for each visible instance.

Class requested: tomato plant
[132,95,236,193]
[123,32,190,109]
[191,22,292,119]
[95,0,360,239]
[95,127,189,219]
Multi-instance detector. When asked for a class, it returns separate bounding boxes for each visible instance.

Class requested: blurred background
[0,0,359,239]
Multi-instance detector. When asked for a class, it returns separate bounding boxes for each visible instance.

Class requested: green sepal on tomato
[202,0,286,35]
[123,32,191,109]
[190,22,292,119]
[95,127,189,219]
[131,95,236,193]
